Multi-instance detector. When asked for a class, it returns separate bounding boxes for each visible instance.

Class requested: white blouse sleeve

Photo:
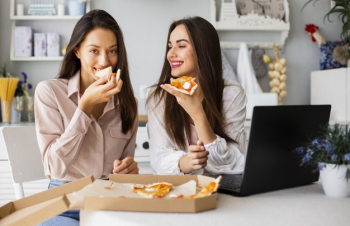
[147,81,247,175]
[204,81,247,175]
[147,95,186,175]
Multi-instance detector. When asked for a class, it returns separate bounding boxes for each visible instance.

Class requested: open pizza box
[81,174,218,213]
[0,174,218,225]
[0,176,94,226]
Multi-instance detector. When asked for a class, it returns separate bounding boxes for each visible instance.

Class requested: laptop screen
[239,105,331,196]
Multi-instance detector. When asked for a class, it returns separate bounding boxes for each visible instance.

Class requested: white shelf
[10,15,81,20]
[214,0,290,49]
[10,56,63,61]
[9,0,76,61]
[216,14,290,31]
[220,41,285,49]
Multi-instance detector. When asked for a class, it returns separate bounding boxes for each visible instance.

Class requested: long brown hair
[59,9,137,133]
[147,16,236,150]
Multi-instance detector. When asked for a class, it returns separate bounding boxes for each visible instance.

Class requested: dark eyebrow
[86,44,118,48]
[168,39,190,44]
[176,39,189,43]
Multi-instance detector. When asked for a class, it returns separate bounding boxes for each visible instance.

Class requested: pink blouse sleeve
[34,81,92,179]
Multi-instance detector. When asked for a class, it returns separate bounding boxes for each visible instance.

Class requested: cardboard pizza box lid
[84,174,218,213]
[0,175,94,226]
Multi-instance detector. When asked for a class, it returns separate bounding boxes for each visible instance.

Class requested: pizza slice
[165,76,198,95]
[95,66,121,83]
[132,182,173,199]
[170,176,222,199]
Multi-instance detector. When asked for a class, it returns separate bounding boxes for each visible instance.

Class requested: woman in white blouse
[147,17,247,175]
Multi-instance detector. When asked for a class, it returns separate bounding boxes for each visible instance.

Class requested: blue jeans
[37,180,79,226]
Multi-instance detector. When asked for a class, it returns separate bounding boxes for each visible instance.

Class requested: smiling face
[167,24,196,78]
[74,28,118,83]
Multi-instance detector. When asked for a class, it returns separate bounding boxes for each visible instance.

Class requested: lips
[93,67,109,72]
[171,61,184,69]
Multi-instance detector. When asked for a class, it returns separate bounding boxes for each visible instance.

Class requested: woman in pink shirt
[35,10,138,225]
[147,17,246,176]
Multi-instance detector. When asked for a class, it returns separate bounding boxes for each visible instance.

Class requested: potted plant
[302,0,350,44]
[295,123,350,197]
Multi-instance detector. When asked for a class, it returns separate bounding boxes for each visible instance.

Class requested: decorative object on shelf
[268,44,287,105]
[34,33,47,57]
[305,24,347,70]
[237,42,263,93]
[239,0,285,20]
[0,77,19,123]
[68,0,87,16]
[302,0,350,45]
[57,0,65,16]
[295,123,350,198]
[28,0,56,15]
[220,0,239,20]
[62,45,67,55]
[16,4,24,16]
[26,96,35,122]
[14,96,24,123]
[14,26,32,57]
[262,49,270,63]
[47,33,60,57]
[217,0,290,49]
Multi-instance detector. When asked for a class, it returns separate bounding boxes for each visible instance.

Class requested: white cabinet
[311,68,350,124]
[9,0,82,61]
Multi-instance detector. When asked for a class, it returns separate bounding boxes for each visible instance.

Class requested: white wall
[0,0,344,117]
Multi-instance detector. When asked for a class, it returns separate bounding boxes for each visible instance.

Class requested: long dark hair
[147,16,236,150]
[59,10,137,134]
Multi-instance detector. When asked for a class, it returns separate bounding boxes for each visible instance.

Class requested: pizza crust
[164,83,198,96]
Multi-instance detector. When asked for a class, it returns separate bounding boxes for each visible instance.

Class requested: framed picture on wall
[239,0,285,20]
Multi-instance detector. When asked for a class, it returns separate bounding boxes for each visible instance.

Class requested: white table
[80,182,350,226]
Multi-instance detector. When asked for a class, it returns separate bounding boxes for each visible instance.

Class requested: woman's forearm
[191,108,217,145]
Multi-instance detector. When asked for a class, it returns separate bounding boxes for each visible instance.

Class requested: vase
[26,96,35,122]
[320,163,350,198]
[68,0,86,16]
[1,100,12,124]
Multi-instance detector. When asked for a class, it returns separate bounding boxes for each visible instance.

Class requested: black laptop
[212,105,331,196]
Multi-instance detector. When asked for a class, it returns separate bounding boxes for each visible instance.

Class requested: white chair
[1,126,46,199]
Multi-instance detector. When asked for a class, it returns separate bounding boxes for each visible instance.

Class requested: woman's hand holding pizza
[160,78,203,121]
[179,140,209,173]
[113,157,139,174]
[79,76,123,116]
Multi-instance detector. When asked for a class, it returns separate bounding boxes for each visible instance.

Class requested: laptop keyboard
[220,180,242,190]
